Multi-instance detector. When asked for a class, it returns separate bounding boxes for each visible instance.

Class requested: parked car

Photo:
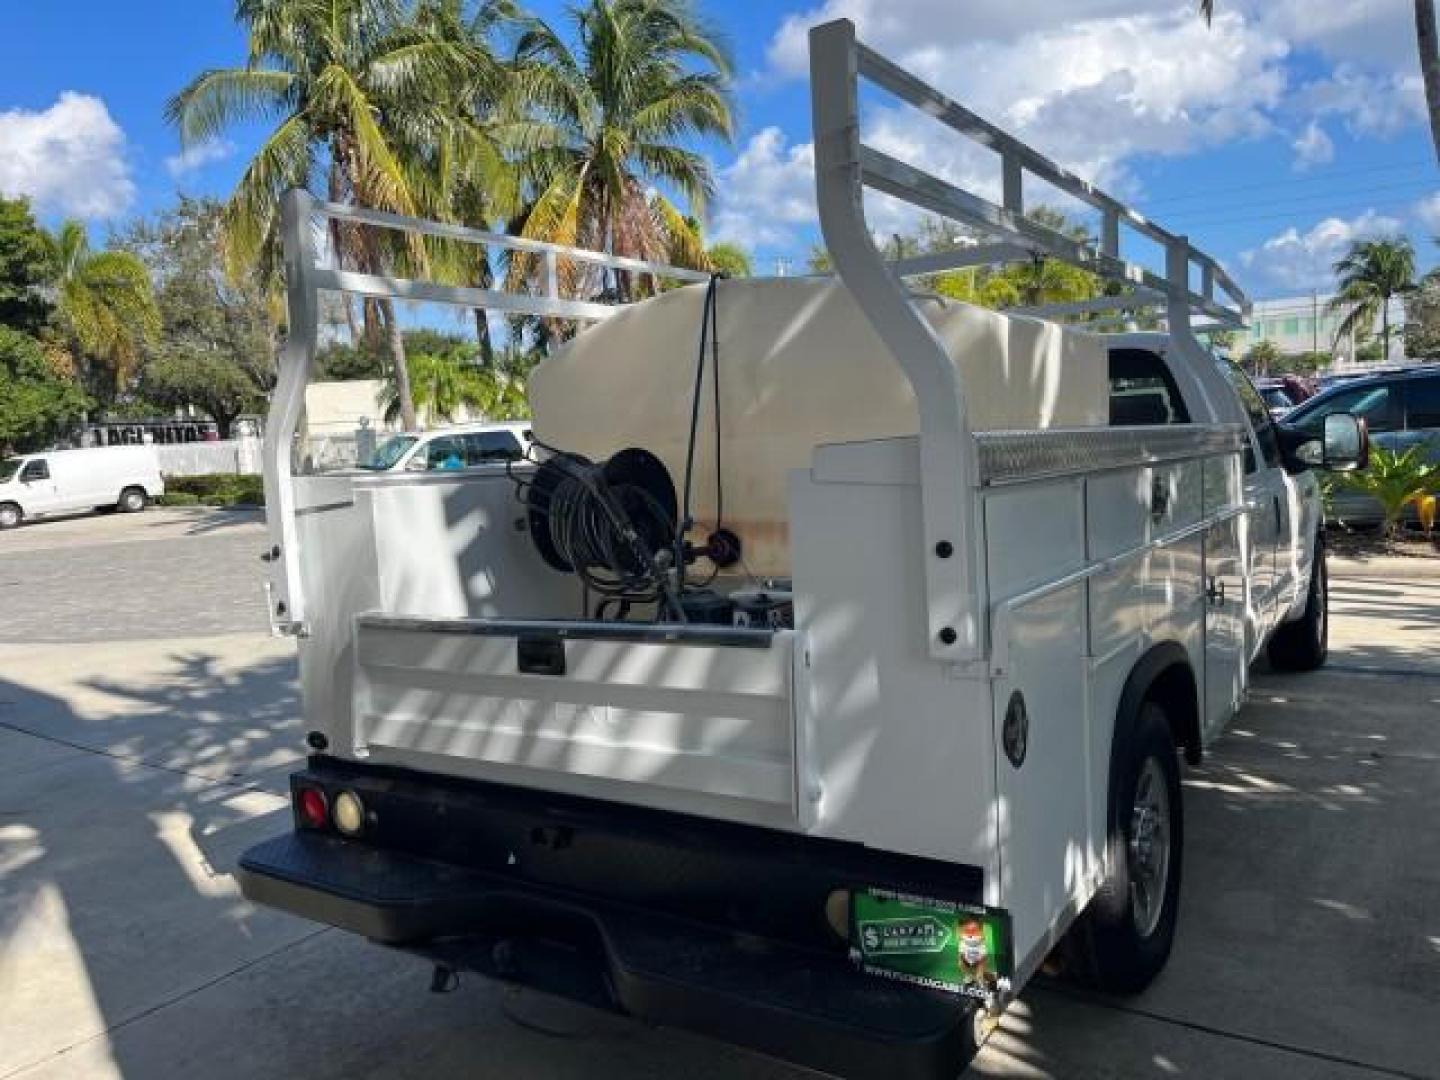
[358,422,531,473]
[1253,377,1298,419]
[1285,366,1440,526]
[0,445,164,529]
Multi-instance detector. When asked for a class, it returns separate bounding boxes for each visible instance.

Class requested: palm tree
[502,0,734,299]
[50,220,160,396]
[379,345,497,423]
[167,0,510,429]
[1200,1,1440,164]
[1329,238,1416,362]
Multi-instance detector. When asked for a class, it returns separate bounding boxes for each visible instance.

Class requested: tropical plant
[1334,443,1438,537]
[143,350,265,438]
[0,326,89,454]
[1201,2,1440,164]
[706,242,752,278]
[380,344,495,424]
[50,220,160,396]
[0,196,57,335]
[118,198,278,434]
[1404,266,1440,357]
[504,0,734,298]
[1328,238,1416,362]
[167,0,514,429]
[1243,340,1283,377]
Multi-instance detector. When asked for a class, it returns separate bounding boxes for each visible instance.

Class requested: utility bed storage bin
[352,614,798,828]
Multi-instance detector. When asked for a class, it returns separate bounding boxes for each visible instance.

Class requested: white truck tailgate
[352,615,798,828]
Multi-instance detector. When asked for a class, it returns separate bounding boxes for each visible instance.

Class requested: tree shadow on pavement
[0,658,308,1079]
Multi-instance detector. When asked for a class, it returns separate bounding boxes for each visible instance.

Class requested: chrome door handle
[1150,476,1170,522]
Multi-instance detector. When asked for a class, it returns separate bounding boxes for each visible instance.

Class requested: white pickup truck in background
[237,19,1368,1080]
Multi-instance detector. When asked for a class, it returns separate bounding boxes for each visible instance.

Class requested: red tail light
[297,787,329,829]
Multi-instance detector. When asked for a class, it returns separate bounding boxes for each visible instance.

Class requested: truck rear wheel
[1076,701,1183,994]
[117,486,147,513]
[1266,534,1327,672]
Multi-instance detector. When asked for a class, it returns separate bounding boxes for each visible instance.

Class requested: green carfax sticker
[850,889,1013,1000]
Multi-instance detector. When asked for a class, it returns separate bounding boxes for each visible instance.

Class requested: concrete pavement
[0,508,1436,1080]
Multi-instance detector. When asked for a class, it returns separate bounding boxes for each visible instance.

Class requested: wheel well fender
[1111,643,1202,805]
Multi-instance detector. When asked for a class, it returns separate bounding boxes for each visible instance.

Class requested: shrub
[163,474,265,507]
[157,491,201,507]
[1335,444,1438,537]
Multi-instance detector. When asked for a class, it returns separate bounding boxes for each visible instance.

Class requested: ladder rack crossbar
[314,199,712,284]
[850,37,1249,328]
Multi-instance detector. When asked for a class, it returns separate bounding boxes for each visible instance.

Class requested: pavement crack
[0,718,285,795]
[1032,983,1433,1080]
[1321,663,1440,682]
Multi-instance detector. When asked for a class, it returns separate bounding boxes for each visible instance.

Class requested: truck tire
[0,502,20,529]
[117,486,148,513]
[1266,534,1327,672]
[1076,701,1183,994]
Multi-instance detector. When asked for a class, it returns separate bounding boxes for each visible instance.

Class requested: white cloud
[1297,65,1426,139]
[723,5,1287,252]
[766,0,1160,79]
[709,127,817,250]
[1413,192,1440,234]
[1241,210,1405,293]
[1291,121,1335,171]
[165,139,234,178]
[0,93,134,219]
[1248,0,1412,67]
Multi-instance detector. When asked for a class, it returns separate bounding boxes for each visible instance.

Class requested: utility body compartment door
[351,615,798,830]
[1202,455,1247,739]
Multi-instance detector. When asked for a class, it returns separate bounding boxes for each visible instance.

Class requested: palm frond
[166,68,297,147]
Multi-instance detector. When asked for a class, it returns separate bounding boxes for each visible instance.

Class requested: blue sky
[1,0,1437,300]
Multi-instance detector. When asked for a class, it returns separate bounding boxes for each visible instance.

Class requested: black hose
[677,275,724,574]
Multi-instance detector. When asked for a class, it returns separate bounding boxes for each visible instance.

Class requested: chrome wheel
[1128,756,1172,939]
[0,504,19,529]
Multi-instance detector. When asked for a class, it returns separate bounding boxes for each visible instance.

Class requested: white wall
[153,436,262,476]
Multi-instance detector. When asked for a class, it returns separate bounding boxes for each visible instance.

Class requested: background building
[1245,294,1406,366]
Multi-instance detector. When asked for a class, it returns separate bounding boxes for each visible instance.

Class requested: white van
[0,445,165,529]
[358,421,530,473]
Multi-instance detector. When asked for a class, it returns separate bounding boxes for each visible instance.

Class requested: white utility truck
[238,21,1368,1078]
[0,444,163,529]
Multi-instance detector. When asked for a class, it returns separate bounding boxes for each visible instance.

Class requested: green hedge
[156,492,202,507]
[162,474,265,507]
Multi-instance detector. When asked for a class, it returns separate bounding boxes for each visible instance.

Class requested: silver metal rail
[261,188,712,635]
[844,27,1250,331]
[808,18,1251,664]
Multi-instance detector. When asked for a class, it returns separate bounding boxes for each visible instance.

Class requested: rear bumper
[238,759,983,1080]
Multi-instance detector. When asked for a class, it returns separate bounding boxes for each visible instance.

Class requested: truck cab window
[462,432,522,464]
[20,459,49,482]
[425,437,466,470]
[1222,364,1282,472]
[1403,375,1440,429]
[1108,349,1190,426]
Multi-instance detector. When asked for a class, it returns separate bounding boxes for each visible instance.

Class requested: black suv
[1285,366,1440,526]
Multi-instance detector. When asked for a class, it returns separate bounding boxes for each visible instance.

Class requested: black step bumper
[238,829,979,1080]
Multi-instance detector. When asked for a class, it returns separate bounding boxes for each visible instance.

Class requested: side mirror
[1321,412,1368,472]
[405,456,429,472]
